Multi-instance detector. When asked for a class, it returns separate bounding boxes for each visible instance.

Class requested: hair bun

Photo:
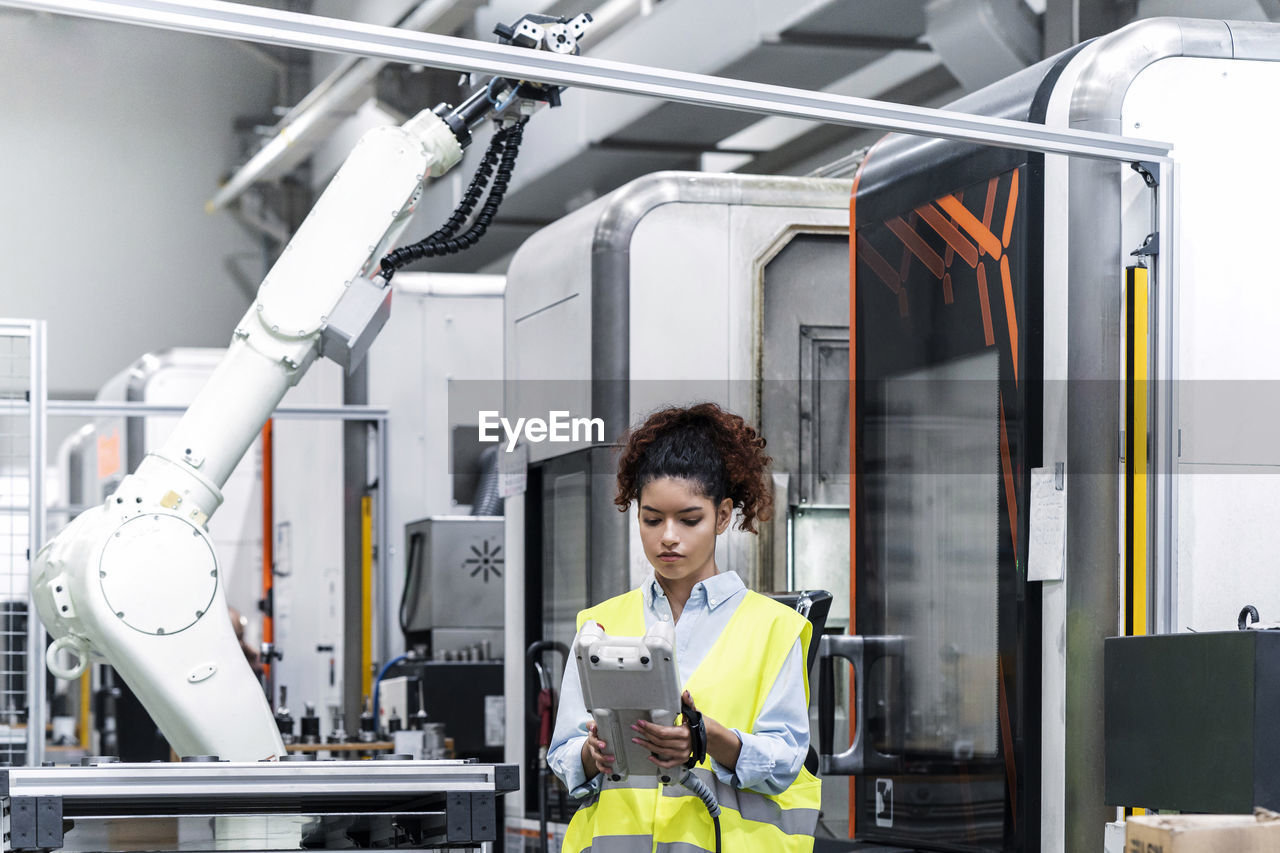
[613,402,773,533]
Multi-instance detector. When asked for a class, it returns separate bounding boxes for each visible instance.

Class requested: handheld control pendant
[574,619,682,783]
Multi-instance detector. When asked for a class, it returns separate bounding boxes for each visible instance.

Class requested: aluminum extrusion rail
[1,760,519,851]
[0,0,1173,163]
[4,759,513,803]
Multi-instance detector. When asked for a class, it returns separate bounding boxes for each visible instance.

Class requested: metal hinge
[1131,232,1159,258]
[1131,160,1160,187]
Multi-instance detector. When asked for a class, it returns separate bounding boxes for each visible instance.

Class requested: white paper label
[484,694,505,747]
[1028,464,1067,581]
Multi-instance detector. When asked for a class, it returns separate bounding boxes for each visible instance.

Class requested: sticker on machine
[485,695,505,747]
[875,778,894,828]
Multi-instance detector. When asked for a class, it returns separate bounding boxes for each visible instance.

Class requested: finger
[632,732,684,753]
[632,732,686,758]
[636,725,688,747]
[634,721,685,741]
[632,736,683,757]
[647,752,685,769]
[683,690,697,710]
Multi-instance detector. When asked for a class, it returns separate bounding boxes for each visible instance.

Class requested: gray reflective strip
[585,834,656,853]
[661,768,819,836]
[655,842,715,853]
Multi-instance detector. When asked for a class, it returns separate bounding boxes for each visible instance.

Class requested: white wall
[367,277,505,662]
[0,11,277,398]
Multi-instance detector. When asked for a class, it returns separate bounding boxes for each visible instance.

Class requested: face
[638,476,733,587]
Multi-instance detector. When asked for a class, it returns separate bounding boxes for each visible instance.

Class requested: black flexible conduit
[678,769,722,853]
[379,119,526,281]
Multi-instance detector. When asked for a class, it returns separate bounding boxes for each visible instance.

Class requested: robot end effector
[320,11,593,371]
[30,12,592,762]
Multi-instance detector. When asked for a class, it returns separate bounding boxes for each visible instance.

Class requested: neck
[656,563,718,615]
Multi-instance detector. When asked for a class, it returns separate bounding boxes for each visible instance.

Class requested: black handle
[817,635,865,775]
[526,641,569,725]
[816,634,906,776]
[819,647,835,761]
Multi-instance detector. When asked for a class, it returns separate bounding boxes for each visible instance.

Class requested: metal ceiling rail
[1,0,1174,163]
[47,399,390,421]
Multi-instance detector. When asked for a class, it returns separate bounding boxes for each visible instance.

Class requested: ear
[715,498,733,534]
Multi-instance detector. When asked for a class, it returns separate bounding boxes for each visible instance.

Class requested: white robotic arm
[31,12,590,762]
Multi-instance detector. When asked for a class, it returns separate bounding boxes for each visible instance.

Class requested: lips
[658,552,682,562]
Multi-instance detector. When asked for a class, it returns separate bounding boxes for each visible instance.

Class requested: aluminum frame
[0,319,48,767]
[0,0,1173,163]
[1152,170,1176,633]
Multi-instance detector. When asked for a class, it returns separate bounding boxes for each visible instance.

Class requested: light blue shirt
[547,570,810,797]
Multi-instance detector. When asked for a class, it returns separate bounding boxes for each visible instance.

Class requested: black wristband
[683,700,707,769]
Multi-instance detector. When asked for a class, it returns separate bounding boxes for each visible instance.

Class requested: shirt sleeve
[708,638,810,796]
[546,652,604,799]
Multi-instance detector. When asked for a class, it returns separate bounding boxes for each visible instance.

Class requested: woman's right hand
[581,721,616,778]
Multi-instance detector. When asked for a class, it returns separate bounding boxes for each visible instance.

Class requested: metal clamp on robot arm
[30,11,591,763]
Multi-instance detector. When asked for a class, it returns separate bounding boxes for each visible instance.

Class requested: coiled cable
[379,119,526,281]
[677,768,721,853]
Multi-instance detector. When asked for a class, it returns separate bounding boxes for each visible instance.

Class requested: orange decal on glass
[1001,255,1018,386]
[938,195,1002,259]
[1002,169,1020,249]
[976,262,995,346]
[915,203,979,268]
[886,216,945,279]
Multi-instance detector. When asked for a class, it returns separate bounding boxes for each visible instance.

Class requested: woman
[547,402,821,852]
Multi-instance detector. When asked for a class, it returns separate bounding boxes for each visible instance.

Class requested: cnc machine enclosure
[402,516,505,655]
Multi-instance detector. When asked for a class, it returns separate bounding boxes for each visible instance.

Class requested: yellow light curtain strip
[1125,264,1150,820]
[1127,264,1149,638]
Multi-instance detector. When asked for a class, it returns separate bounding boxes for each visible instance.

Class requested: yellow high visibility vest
[563,585,821,853]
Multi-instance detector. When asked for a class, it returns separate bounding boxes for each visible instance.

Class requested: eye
[643,517,661,526]
[682,517,702,526]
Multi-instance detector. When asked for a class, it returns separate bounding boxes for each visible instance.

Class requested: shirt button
[709,599,717,606]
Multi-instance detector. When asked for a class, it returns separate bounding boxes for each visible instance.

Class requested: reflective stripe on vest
[660,767,820,836]
[564,585,820,853]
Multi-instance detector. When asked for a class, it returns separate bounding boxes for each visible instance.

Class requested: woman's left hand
[632,690,698,769]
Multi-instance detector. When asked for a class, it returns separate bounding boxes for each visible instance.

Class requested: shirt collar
[644,570,745,612]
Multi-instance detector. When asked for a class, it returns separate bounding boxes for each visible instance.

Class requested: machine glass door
[853,163,1035,853]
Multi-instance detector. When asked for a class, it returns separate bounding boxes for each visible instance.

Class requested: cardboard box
[1125,811,1280,852]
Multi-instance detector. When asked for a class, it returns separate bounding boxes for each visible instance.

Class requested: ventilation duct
[924,0,1041,91]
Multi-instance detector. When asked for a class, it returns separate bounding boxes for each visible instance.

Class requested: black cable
[677,769,721,853]
[399,531,424,636]
[379,119,527,280]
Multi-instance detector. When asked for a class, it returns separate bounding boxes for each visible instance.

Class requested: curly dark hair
[614,402,773,533]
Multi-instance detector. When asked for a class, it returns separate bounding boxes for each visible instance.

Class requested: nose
[661,520,679,547]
